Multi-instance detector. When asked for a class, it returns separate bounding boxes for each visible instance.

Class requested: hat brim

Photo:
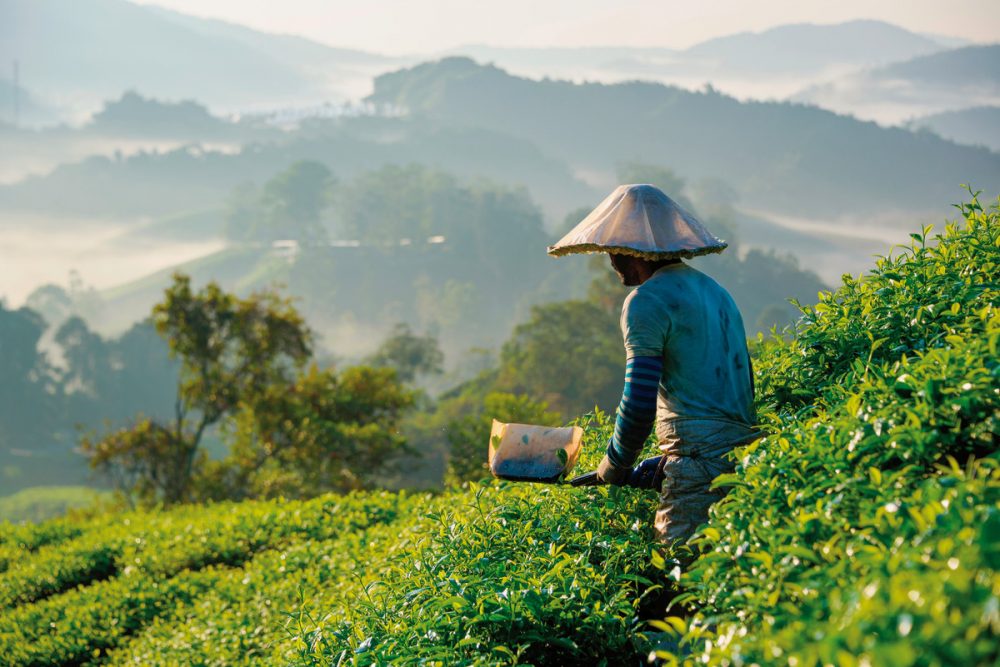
[546,241,728,261]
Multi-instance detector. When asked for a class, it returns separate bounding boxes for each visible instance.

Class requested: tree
[24,284,73,329]
[496,300,624,417]
[0,304,56,448]
[55,316,112,399]
[258,160,334,243]
[365,323,444,383]
[208,364,415,499]
[224,161,335,243]
[83,273,312,505]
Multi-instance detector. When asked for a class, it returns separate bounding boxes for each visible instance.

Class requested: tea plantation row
[666,195,999,666]
[0,196,996,665]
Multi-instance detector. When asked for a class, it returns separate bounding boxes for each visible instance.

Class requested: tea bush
[289,482,657,665]
[0,492,409,665]
[663,195,999,666]
[0,195,995,666]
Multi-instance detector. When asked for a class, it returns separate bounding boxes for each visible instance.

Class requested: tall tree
[55,316,112,399]
[83,274,312,504]
[259,160,334,243]
[365,323,444,384]
[210,364,415,499]
[0,304,55,449]
[224,161,335,243]
[496,299,624,417]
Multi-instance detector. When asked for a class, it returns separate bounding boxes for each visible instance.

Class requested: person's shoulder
[624,282,657,310]
[624,280,673,321]
[634,266,687,305]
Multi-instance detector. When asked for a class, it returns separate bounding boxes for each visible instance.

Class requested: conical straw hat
[547,184,727,260]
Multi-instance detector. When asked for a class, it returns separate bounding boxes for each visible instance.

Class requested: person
[549,184,761,546]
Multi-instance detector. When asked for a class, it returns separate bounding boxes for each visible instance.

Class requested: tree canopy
[82,274,418,506]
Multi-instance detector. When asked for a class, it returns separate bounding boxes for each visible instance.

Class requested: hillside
[368,58,1000,218]
[683,19,943,76]
[448,20,947,100]
[0,194,995,664]
[879,44,1000,87]
[0,0,403,116]
[909,105,1000,152]
[86,91,237,139]
[794,44,1000,123]
[0,114,593,221]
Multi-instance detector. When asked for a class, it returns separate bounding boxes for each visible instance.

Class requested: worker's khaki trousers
[653,452,734,545]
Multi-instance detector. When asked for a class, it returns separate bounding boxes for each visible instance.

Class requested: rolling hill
[367,57,1000,219]
[909,105,1000,152]
[794,44,1000,123]
[448,20,950,100]
[0,113,594,221]
[0,0,406,118]
[682,19,944,76]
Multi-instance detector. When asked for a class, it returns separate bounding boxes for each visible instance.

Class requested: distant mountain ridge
[447,20,951,100]
[368,57,1000,218]
[909,106,1000,152]
[2,2,984,127]
[793,44,1000,123]
[2,2,967,124]
[879,44,1000,87]
[0,0,407,119]
[683,19,945,74]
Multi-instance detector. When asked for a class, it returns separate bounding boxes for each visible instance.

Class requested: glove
[596,455,631,486]
[626,456,666,490]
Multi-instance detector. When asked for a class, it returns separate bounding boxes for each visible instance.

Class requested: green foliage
[365,322,444,384]
[0,410,669,667]
[656,194,1000,666]
[0,484,112,524]
[84,273,313,505]
[225,160,335,242]
[214,364,416,499]
[496,299,624,417]
[1,196,996,666]
[0,492,405,666]
[291,481,655,666]
[84,274,418,506]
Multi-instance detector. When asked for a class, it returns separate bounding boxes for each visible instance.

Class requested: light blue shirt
[620,262,760,455]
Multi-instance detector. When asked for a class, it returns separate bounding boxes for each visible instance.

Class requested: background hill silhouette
[368,57,1000,217]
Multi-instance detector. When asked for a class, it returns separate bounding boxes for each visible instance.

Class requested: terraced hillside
[0,195,997,665]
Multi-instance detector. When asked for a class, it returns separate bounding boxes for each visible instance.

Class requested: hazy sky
[133,0,1000,54]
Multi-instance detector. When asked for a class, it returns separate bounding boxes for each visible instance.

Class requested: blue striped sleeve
[607,355,663,469]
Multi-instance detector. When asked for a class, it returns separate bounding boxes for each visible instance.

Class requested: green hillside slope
[367,58,1000,218]
[0,116,592,221]
[909,105,1000,152]
[0,195,996,665]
